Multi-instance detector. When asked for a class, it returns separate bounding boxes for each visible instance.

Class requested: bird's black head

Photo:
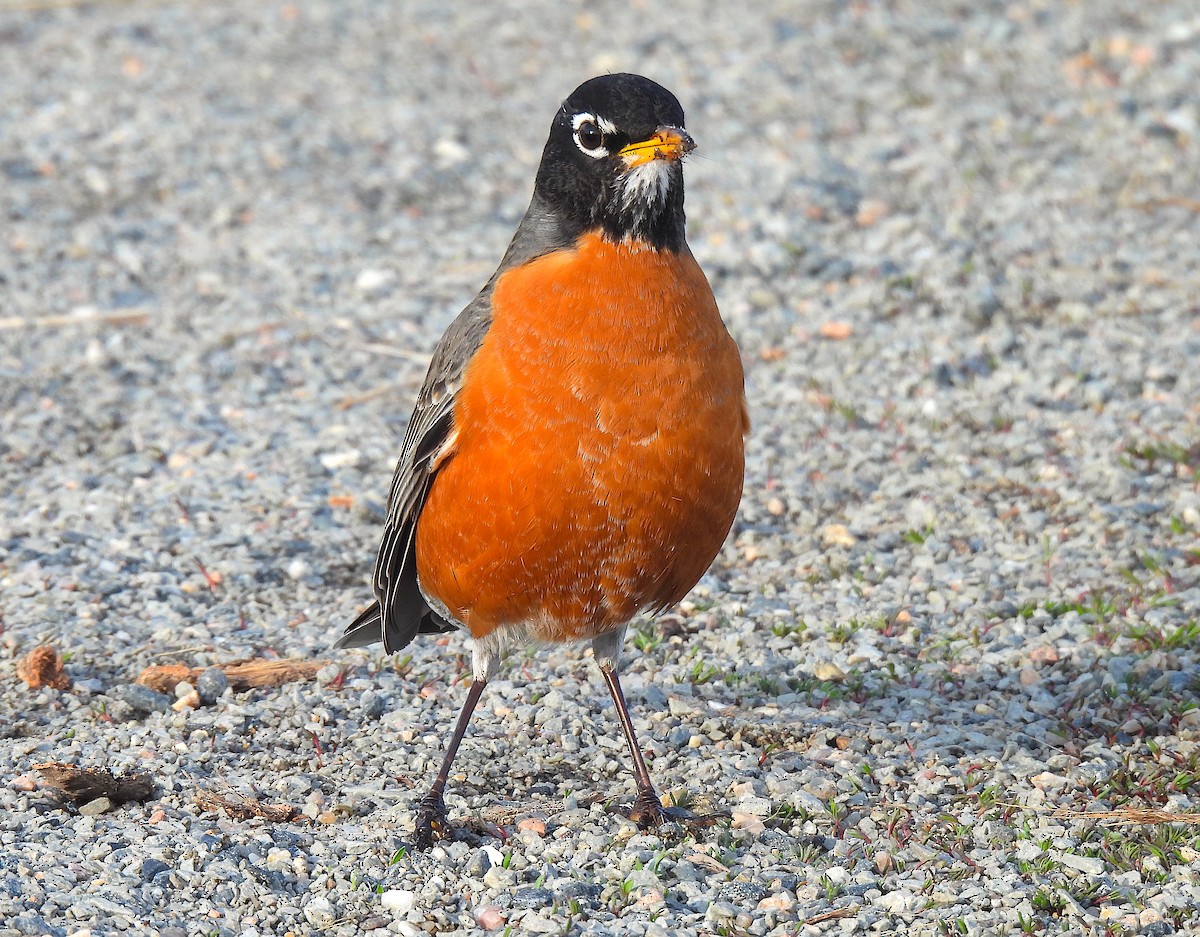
[532,74,693,252]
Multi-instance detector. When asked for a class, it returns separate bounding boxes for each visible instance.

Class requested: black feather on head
[533,73,692,252]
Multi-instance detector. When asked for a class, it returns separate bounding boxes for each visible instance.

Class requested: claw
[412,792,451,849]
[618,791,726,831]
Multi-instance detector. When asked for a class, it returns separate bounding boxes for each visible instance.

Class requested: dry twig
[803,908,858,925]
[194,789,302,822]
[1053,805,1200,826]
[137,658,329,694]
[0,309,149,331]
[995,802,1200,826]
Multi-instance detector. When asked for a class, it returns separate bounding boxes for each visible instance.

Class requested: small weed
[1123,439,1200,472]
[754,675,781,695]
[1042,534,1058,586]
[792,838,825,864]
[1031,888,1067,916]
[764,802,804,829]
[1069,878,1116,906]
[1124,618,1200,652]
[904,525,934,545]
[1083,821,1198,882]
[632,622,662,653]
[975,784,1002,810]
[392,654,414,679]
[770,619,808,641]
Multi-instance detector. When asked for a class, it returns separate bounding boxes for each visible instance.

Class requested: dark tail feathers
[335,600,455,653]
[334,601,384,649]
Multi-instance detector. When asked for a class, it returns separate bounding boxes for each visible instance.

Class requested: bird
[337,73,748,848]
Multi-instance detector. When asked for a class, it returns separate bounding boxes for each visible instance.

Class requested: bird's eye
[576,120,604,153]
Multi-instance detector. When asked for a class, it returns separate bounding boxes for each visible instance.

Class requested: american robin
[337,73,747,847]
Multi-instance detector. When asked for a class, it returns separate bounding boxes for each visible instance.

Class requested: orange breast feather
[414,233,747,641]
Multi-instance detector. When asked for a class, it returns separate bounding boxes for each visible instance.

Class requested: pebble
[109,684,173,714]
[11,914,57,936]
[1058,854,1106,876]
[512,887,554,910]
[812,662,845,681]
[355,269,395,296]
[878,890,916,914]
[140,859,170,882]
[172,690,201,711]
[196,668,229,703]
[78,797,114,817]
[266,847,291,872]
[516,817,546,836]
[735,796,773,817]
[718,881,768,905]
[483,867,516,890]
[731,812,766,834]
[380,890,417,914]
[303,896,336,928]
[475,906,506,930]
[465,848,492,878]
[2,4,1198,937]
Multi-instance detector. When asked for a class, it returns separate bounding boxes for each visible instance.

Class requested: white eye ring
[571,112,617,158]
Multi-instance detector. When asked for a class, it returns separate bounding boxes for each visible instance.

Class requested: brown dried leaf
[34,762,155,804]
[17,645,71,691]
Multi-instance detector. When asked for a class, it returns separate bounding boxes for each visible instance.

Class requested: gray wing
[335,288,493,653]
[335,193,578,654]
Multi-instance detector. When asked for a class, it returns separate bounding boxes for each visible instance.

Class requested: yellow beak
[616,127,695,167]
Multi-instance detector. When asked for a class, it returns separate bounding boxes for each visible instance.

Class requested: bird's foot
[618,790,726,831]
[411,792,451,849]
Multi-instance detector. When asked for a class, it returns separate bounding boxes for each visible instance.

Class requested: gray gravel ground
[2,1,1200,934]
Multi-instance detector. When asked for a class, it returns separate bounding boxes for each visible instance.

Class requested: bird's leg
[412,676,487,848]
[598,661,704,828]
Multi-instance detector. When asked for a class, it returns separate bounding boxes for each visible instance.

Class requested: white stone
[381,889,417,915]
[1059,853,1106,876]
[355,268,394,295]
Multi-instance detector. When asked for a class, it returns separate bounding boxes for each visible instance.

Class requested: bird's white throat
[617,159,673,213]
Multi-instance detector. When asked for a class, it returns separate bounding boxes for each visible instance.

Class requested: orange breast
[414,232,747,642]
